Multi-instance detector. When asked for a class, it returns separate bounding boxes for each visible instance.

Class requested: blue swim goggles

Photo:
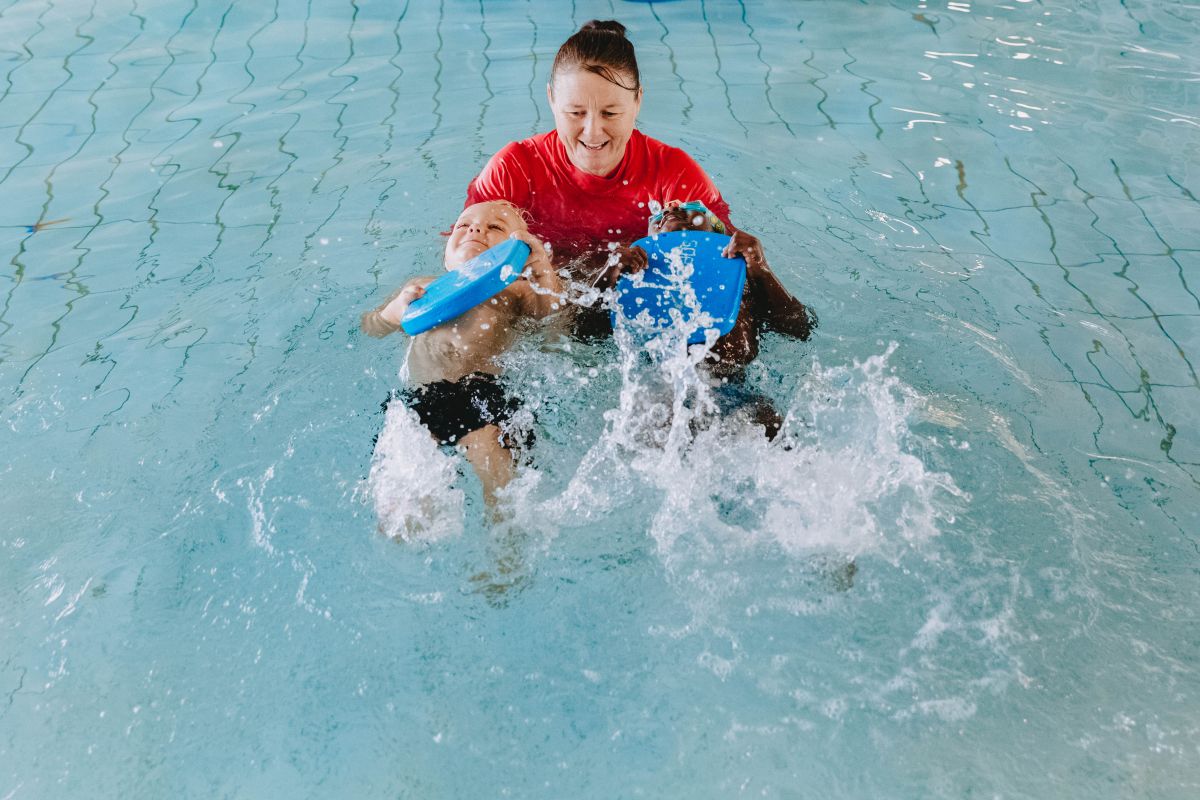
[647,200,726,234]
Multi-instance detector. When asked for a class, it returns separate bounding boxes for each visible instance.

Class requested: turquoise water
[2,0,1199,797]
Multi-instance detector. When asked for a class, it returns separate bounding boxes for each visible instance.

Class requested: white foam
[368,402,464,542]
[567,330,965,568]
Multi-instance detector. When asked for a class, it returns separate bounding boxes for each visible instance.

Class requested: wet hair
[440,199,530,237]
[550,20,640,93]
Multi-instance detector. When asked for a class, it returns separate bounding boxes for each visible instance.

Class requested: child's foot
[469,566,531,608]
[746,400,783,440]
[469,552,531,608]
[828,559,857,592]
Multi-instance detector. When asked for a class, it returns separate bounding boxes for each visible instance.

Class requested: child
[614,200,817,437]
[362,200,564,508]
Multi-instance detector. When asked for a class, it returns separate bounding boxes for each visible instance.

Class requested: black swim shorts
[391,371,521,445]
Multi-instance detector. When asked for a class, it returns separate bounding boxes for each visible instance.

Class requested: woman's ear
[546,82,554,106]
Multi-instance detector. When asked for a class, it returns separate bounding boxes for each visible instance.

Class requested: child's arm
[510,230,565,319]
[360,277,434,338]
[749,259,816,341]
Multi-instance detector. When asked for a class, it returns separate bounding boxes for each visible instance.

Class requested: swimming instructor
[465,19,764,284]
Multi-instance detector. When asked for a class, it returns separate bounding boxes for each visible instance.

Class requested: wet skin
[546,69,642,178]
[617,206,815,377]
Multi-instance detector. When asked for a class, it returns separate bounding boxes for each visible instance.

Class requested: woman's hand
[722,228,765,272]
[591,244,647,291]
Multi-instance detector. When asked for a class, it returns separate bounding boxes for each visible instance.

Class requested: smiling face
[547,68,643,177]
[444,201,526,269]
[648,201,721,235]
[649,206,716,235]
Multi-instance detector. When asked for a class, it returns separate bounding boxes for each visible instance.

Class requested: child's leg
[745,398,783,440]
[458,424,517,509]
[459,425,529,605]
[714,378,784,440]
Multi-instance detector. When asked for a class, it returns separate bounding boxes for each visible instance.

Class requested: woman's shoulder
[495,131,557,160]
[632,130,702,167]
[630,131,728,216]
[471,133,560,203]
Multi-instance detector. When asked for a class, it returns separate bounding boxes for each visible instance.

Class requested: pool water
[3,0,1199,797]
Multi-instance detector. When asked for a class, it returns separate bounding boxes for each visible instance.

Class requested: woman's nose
[581,114,601,136]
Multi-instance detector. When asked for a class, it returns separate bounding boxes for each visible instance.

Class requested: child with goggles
[614,199,816,439]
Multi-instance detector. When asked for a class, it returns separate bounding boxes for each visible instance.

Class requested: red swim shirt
[466,130,733,259]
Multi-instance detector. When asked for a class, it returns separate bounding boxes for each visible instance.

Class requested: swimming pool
[2,0,1198,796]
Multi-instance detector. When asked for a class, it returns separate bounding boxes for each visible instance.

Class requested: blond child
[362,200,563,506]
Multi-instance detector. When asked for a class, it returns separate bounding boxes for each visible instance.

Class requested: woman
[465,19,764,286]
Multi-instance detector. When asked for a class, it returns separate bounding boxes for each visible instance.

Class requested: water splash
[556,328,965,570]
[769,344,968,557]
[368,402,464,542]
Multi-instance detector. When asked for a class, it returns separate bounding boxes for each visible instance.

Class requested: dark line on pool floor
[415,0,445,180]
[699,0,749,138]
[737,0,795,137]
[647,0,693,126]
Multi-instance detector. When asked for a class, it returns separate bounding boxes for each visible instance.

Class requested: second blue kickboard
[401,239,530,335]
[612,230,747,345]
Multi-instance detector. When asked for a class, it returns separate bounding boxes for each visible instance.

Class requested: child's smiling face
[649,206,715,235]
[445,202,527,268]
[647,201,723,236]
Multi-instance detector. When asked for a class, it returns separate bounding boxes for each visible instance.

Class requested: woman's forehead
[552,69,638,102]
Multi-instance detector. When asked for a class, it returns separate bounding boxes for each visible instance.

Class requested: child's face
[648,203,716,235]
[445,202,527,268]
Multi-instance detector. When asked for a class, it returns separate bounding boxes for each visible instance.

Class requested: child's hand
[593,244,647,291]
[722,228,765,272]
[379,282,427,325]
[510,231,558,288]
[509,230,563,316]
[614,244,648,275]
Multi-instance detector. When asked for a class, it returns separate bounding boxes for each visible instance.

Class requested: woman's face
[547,68,642,177]
[444,202,524,268]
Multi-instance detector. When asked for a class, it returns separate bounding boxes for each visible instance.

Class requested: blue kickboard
[401,238,530,335]
[611,230,747,345]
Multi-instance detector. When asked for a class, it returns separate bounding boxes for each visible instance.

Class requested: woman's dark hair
[550,20,640,93]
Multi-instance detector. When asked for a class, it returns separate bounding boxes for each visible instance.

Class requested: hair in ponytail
[550,19,640,92]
